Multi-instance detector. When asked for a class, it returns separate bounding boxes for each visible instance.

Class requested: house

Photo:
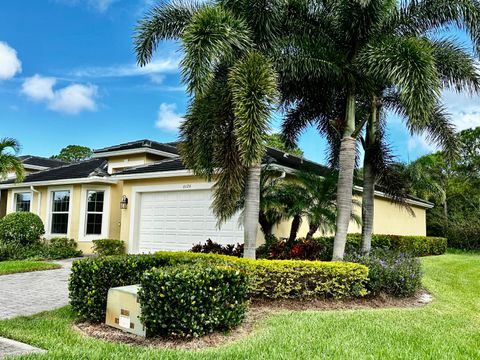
[0,156,67,218]
[0,139,433,254]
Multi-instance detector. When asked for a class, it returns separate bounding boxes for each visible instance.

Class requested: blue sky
[1,0,479,164]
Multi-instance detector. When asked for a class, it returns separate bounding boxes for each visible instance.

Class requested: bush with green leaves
[92,239,125,256]
[346,250,423,297]
[69,252,368,322]
[43,237,82,260]
[139,264,249,337]
[256,234,447,261]
[0,212,45,246]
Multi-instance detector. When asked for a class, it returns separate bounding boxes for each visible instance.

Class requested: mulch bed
[73,290,433,351]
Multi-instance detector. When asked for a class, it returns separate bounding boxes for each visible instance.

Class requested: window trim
[12,189,32,213]
[46,186,73,238]
[78,185,110,241]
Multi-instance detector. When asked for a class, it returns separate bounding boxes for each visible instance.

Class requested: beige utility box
[105,285,146,337]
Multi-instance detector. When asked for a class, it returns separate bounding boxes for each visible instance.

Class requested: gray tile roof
[93,139,179,155]
[19,156,67,168]
[0,159,108,184]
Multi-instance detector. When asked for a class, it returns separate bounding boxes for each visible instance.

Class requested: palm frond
[134,1,201,66]
[229,51,278,167]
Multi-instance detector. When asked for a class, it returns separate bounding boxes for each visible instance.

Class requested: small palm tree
[261,169,361,243]
[0,138,24,182]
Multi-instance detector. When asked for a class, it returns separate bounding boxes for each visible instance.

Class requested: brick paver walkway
[0,258,76,319]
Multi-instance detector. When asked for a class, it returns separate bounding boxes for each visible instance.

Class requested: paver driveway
[0,258,76,319]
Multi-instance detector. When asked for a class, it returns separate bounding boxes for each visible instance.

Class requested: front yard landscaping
[0,252,478,359]
[0,260,60,275]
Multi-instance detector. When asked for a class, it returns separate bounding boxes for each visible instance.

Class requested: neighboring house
[0,139,432,254]
[0,156,67,218]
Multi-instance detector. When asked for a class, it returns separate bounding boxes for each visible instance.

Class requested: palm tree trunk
[361,97,378,254]
[244,165,261,259]
[332,89,357,261]
[259,211,273,235]
[306,223,319,240]
[288,214,301,243]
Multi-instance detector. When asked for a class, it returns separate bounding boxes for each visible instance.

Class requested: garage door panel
[137,189,243,253]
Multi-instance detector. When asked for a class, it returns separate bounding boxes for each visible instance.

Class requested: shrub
[258,234,447,261]
[69,252,368,322]
[445,221,480,250]
[0,212,45,246]
[43,237,82,260]
[92,239,125,256]
[190,239,244,257]
[346,250,423,297]
[139,264,249,337]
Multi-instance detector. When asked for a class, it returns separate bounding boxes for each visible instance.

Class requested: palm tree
[360,25,480,253]
[0,138,24,182]
[260,168,361,242]
[280,0,480,260]
[135,1,280,259]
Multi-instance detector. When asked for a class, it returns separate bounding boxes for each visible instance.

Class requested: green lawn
[0,253,479,359]
[0,261,60,275]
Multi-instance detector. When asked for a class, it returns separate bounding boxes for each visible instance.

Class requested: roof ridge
[112,158,181,175]
[23,158,103,176]
[94,138,166,152]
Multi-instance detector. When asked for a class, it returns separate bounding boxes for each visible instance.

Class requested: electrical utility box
[105,285,146,337]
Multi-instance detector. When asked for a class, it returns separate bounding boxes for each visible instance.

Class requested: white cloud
[21,74,56,101]
[408,134,438,154]
[442,90,480,131]
[49,84,97,114]
[155,103,184,131]
[21,74,97,115]
[71,57,180,80]
[0,42,22,80]
[54,0,117,12]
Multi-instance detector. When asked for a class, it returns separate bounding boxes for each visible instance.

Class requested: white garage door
[137,189,243,253]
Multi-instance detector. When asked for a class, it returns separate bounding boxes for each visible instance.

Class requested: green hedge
[313,234,447,257]
[92,239,125,256]
[139,264,249,337]
[69,252,368,322]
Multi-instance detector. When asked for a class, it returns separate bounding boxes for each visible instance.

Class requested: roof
[112,144,330,176]
[19,155,67,169]
[93,139,179,156]
[0,159,108,185]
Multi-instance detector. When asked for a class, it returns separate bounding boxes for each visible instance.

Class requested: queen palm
[0,138,24,182]
[135,1,281,258]
[279,0,480,260]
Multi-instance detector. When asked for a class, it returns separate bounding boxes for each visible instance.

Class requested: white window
[14,192,31,212]
[85,190,105,235]
[51,190,70,234]
[78,186,110,241]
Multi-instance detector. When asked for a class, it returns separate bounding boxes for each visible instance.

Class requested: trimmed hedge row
[69,252,368,322]
[344,234,447,256]
[261,234,447,261]
[139,264,249,337]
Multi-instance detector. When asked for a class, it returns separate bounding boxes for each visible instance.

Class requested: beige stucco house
[0,140,433,254]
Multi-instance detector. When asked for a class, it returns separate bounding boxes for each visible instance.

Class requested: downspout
[30,186,41,216]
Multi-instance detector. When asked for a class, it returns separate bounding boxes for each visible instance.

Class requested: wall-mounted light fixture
[120,195,128,209]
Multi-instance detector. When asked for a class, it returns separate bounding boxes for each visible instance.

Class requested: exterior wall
[5,182,123,254]
[264,196,426,243]
[3,174,428,254]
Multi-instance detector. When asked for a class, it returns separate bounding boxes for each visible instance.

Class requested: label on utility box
[119,315,130,329]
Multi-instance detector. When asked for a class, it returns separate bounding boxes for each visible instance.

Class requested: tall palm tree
[135,1,280,259]
[360,28,480,254]
[280,0,480,260]
[0,138,24,182]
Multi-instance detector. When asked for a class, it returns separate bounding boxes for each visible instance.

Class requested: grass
[0,260,60,275]
[0,253,479,359]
